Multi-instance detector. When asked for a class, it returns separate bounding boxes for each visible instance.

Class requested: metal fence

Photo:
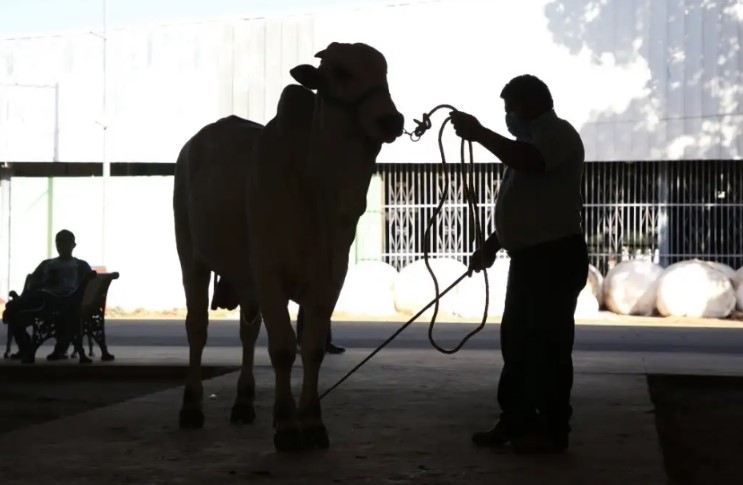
[377,161,743,274]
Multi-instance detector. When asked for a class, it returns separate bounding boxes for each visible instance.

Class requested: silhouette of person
[2,230,94,364]
[295,306,345,354]
[451,75,588,454]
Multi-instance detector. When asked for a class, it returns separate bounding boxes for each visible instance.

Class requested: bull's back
[174,115,263,277]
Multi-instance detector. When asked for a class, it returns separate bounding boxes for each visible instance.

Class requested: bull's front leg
[260,294,302,452]
[297,304,331,449]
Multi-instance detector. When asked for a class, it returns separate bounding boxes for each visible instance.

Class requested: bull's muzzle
[377,112,405,142]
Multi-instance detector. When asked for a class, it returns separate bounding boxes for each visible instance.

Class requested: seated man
[2,230,93,364]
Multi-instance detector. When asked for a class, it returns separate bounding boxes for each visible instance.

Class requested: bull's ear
[315,42,339,59]
[290,64,322,90]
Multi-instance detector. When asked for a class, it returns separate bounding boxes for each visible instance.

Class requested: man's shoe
[46,351,68,361]
[326,342,345,354]
[472,421,512,448]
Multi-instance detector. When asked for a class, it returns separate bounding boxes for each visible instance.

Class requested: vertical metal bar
[101,0,109,268]
[422,163,426,263]
[697,159,701,258]
[616,162,620,260]
[634,162,638,259]
[383,165,389,267]
[712,160,716,262]
[737,160,741,267]
[736,161,738,267]
[46,83,60,259]
[696,160,700,259]
[698,160,702,258]
[675,161,680,264]
[406,163,410,267]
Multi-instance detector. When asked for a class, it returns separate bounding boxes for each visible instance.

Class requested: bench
[3,274,32,359]
[3,271,119,361]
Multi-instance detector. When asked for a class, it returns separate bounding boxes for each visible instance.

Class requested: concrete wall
[1,0,741,165]
[0,15,315,164]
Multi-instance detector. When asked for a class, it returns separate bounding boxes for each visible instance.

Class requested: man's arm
[448,111,546,173]
[26,261,48,290]
[482,231,502,258]
[76,260,94,286]
[78,259,92,274]
[474,127,545,173]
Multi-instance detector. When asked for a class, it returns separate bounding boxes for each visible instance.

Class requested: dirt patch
[647,374,743,485]
[0,365,236,434]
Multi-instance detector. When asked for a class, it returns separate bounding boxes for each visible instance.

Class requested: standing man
[451,75,588,454]
[296,306,345,354]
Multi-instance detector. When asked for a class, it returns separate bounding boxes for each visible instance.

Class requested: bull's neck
[292,100,381,282]
[309,99,368,156]
[303,101,378,226]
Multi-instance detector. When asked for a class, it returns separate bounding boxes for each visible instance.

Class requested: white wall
[6,174,384,311]
[8,176,184,310]
[314,0,743,162]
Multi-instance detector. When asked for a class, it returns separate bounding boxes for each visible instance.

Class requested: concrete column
[0,167,12,300]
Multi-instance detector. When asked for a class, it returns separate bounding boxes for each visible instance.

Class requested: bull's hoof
[302,425,330,450]
[230,403,256,425]
[101,352,115,362]
[179,408,205,429]
[273,428,303,453]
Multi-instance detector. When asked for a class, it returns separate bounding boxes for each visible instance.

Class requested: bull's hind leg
[231,303,262,424]
[297,305,331,449]
[179,263,211,429]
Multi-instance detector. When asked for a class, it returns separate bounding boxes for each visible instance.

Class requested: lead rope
[319,105,489,400]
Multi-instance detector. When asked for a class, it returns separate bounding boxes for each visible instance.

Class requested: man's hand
[467,247,497,276]
[449,111,484,142]
[467,233,502,276]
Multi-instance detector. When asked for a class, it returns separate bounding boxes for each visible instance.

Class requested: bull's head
[289,42,404,144]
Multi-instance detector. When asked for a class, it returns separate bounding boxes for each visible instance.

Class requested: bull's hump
[276,85,314,133]
[217,114,264,130]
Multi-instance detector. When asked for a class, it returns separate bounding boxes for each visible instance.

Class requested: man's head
[55,230,76,259]
[500,75,553,139]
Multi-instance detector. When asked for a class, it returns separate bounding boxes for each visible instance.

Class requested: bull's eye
[333,66,355,83]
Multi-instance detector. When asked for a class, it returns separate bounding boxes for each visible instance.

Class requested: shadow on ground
[0,364,237,434]
[648,374,743,485]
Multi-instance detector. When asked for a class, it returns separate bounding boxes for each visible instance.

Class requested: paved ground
[1,318,742,484]
[0,348,665,485]
[67,318,743,353]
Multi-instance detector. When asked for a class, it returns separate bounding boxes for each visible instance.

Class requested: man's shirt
[494,110,585,251]
[29,257,92,296]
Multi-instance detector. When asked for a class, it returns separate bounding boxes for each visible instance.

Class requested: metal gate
[377,161,743,274]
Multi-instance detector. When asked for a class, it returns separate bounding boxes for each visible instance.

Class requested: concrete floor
[0,348,668,485]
